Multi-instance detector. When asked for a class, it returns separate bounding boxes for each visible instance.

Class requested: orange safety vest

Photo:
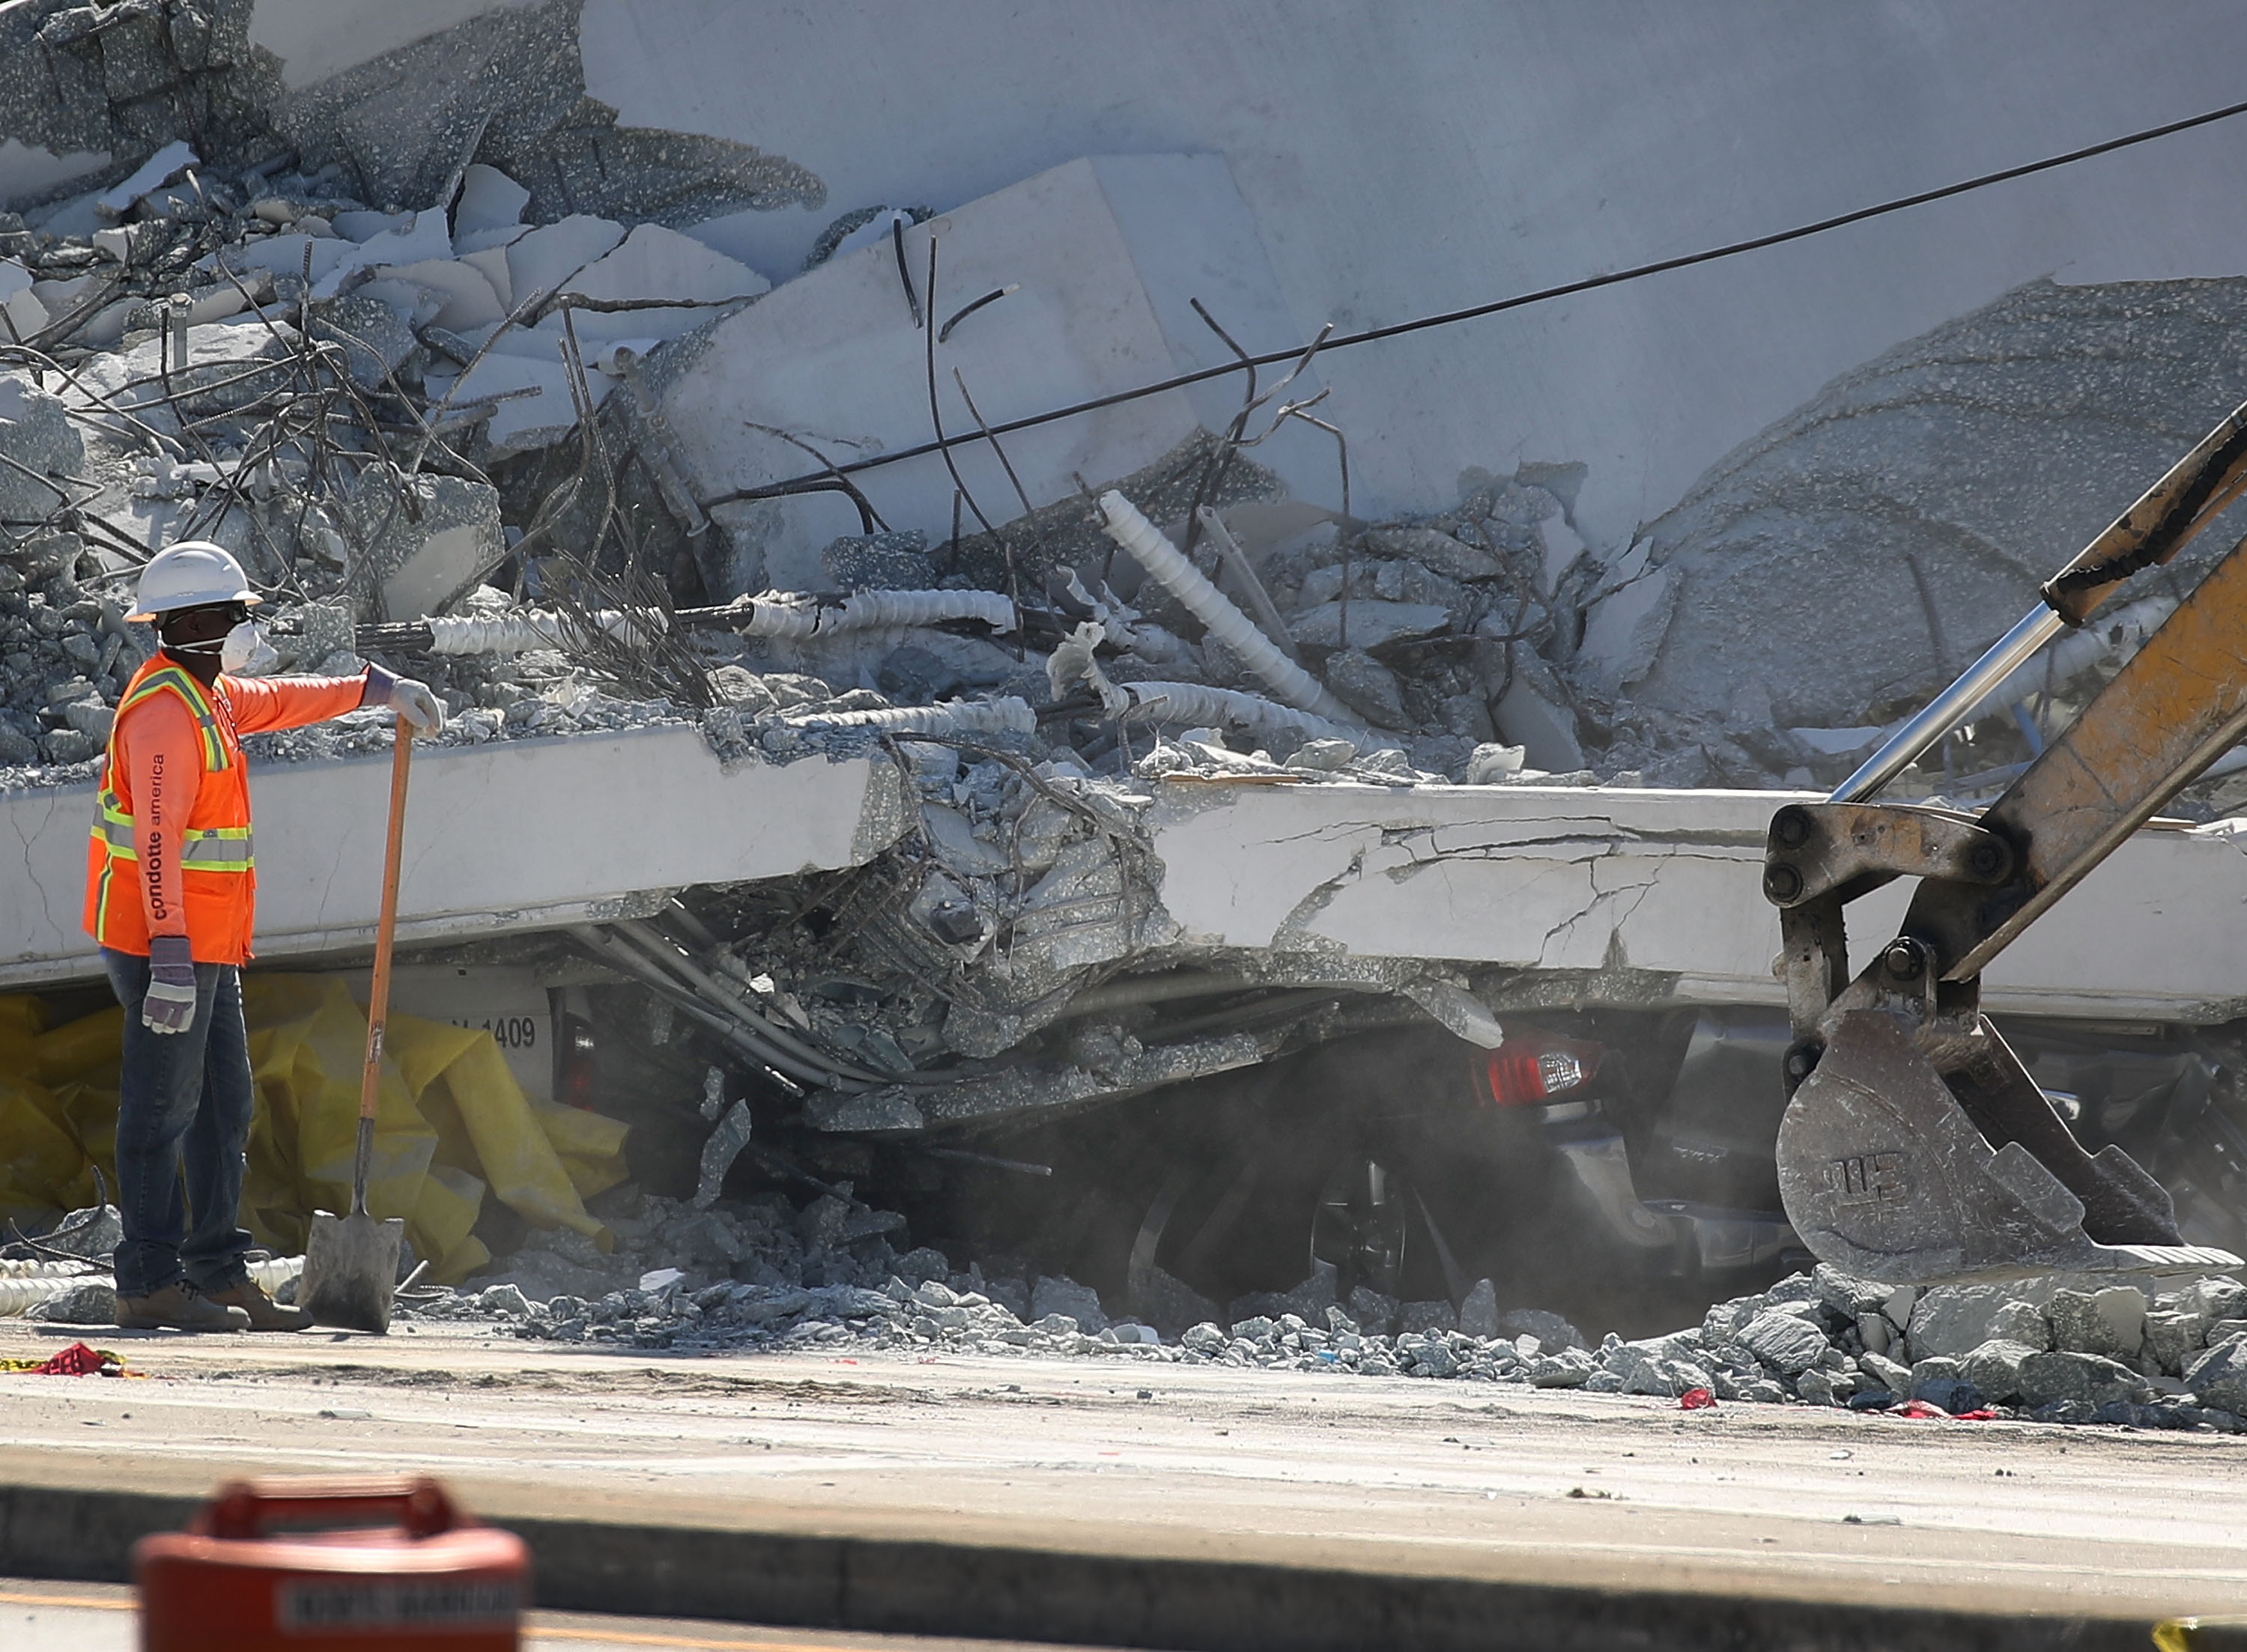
[82,658,257,962]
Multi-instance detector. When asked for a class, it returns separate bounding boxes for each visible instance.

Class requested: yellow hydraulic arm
[1759,398,2247,1284]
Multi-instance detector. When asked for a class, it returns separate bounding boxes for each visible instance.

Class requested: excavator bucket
[1765,398,2247,1287]
[1776,1012,2238,1285]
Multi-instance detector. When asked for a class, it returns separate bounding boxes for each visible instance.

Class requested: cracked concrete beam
[1146,780,2247,1022]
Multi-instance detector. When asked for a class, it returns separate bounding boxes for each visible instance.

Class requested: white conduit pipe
[0,1278,68,1316]
[0,1254,302,1317]
[1959,594,2177,723]
[1097,491,1363,727]
[424,592,1017,656]
[836,589,1016,634]
[734,589,1017,640]
[1112,680,1371,746]
[780,695,1037,736]
[0,1257,105,1278]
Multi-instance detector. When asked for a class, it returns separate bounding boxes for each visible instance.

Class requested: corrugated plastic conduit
[1096,491,1362,726]
[419,591,1018,656]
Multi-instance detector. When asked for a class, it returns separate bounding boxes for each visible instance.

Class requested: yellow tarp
[0,977,627,1285]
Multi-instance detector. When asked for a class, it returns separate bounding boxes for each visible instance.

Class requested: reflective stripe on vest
[86,657,260,959]
[116,664,229,772]
[90,666,237,860]
[87,798,252,871]
[93,789,131,851]
[182,826,252,869]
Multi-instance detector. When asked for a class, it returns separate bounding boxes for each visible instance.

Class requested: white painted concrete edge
[1147,783,2247,1023]
[0,723,903,988]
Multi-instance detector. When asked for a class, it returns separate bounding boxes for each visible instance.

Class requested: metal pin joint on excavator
[1763,398,2247,1286]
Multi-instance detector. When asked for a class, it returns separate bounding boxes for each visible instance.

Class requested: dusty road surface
[3,1318,2244,1627]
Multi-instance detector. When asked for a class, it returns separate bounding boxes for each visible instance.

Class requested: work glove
[361,663,446,735]
[144,935,197,1036]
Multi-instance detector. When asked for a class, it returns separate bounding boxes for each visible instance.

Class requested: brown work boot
[202,1278,313,1331]
[115,1281,251,1332]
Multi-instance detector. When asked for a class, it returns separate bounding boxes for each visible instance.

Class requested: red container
[136,1476,527,1651]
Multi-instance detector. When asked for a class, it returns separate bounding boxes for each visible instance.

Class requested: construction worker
[85,541,443,1332]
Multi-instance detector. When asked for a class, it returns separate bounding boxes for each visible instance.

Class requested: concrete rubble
[7,1185,2245,1433]
[308,1222,2247,1433]
[7,3,2247,1408]
[4,5,2246,814]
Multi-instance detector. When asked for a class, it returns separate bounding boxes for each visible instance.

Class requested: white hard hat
[127,540,261,622]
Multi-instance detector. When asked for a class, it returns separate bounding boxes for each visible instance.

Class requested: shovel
[301,718,413,1332]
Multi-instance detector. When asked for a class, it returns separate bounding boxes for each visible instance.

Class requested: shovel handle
[353,720,413,1207]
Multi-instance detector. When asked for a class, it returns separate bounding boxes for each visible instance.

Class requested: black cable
[708,94,2247,509]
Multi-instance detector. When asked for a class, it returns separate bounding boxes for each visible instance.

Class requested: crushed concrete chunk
[1737,1309,1831,1376]
[1033,1276,1108,1333]
[1960,1339,2040,1405]
[2186,1335,2247,1414]
[0,374,82,520]
[2016,1349,2156,1410]
[2047,1287,2146,1363]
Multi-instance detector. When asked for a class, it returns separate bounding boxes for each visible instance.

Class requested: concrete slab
[1145,782,2247,1022]
[653,154,1330,595]
[0,139,110,210]
[577,1,2247,566]
[452,163,532,246]
[0,726,906,989]
[243,0,542,89]
[435,346,580,453]
[377,255,506,331]
[561,224,768,342]
[507,215,628,307]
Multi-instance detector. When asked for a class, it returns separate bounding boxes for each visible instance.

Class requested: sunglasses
[159,602,254,642]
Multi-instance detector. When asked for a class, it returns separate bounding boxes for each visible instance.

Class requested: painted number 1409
[458,1015,539,1050]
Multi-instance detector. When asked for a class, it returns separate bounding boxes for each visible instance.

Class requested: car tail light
[557,1012,599,1108]
[1479,1032,1603,1108]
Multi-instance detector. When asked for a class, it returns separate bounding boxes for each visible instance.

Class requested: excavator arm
[1762,398,2247,1284]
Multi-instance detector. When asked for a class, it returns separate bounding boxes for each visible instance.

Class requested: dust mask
[219,619,277,675]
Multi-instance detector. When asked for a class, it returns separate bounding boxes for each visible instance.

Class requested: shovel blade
[1777,1012,2240,1286]
[301,1209,405,1333]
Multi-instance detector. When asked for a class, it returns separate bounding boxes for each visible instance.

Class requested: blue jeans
[103,948,255,1299]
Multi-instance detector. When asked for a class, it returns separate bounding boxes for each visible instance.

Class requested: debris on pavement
[377,1242,2247,1433]
[0,1339,133,1376]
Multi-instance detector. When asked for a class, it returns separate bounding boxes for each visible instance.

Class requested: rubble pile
[0,119,775,783]
[383,1251,2247,1433]
[0,22,1631,803]
[1593,276,2247,813]
[13,64,2245,811]
[392,1214,2247,1433]
[13,1170,2247,1437]
[1572,1266,2247,1430]
[404,1206,1604,1373]
[0,124,1607,800]
[410,1266,1587,1373]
